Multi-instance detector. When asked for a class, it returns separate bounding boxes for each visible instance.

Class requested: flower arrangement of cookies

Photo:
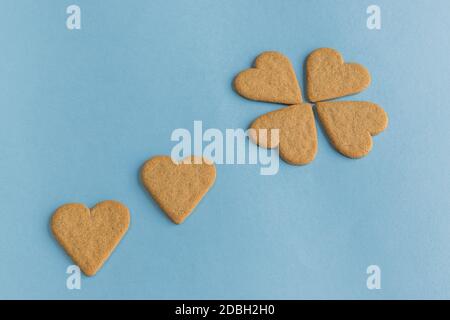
[235,48,388,163]
[50,48,388,276]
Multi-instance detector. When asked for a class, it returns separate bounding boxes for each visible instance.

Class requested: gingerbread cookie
[234,51,303,105]
[249,103,318,165]
[141,156,216,224]
[51,200,130,276]
[316,101,388,158]
[306,48,371,102]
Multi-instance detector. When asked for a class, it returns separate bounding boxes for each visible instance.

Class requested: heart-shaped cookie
[234,51,303,105]
[306,48,371,102]
[141,156,216,224]
[51,200,130,276]
[249,103,318,165]
[316,101,388,158]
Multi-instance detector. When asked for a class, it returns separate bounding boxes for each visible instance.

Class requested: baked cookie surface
[141,156,216,224]
[316,101,388,158]
[250,103,318,165]
[234,51,303,105]
[51,200,130,276]
[306,48,371,102]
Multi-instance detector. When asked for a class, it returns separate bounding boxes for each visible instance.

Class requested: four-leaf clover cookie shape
[234,48,388,163]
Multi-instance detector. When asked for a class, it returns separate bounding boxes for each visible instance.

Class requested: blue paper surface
[0,0,449,299]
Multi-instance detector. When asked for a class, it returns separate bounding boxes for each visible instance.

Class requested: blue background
[0,0,449,299]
